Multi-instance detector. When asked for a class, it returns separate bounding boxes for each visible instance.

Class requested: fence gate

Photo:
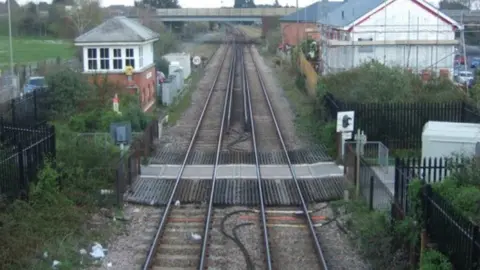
[345,141,390,173]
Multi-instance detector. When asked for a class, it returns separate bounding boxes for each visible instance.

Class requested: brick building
[279,1,342,46]
[74,16,160,111]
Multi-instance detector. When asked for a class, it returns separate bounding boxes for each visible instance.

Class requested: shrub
[420,249,453,270]
[264,28,281,54]
[156,57,170,76]
[46,68,93,118]
[317,61,464,104]
[0,162,86,269]
[341,200,410,269]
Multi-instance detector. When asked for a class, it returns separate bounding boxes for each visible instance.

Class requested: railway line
[241,39,328,269]
[142,33,240,269]
[140,29,331,270]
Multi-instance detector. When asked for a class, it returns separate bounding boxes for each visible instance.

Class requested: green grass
[166,74,198,125]
[0,36,74,67]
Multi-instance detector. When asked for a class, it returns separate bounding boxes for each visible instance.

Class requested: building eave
[344,0,462,32]
[74,38,159,47]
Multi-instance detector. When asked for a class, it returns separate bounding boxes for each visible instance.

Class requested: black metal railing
[0,122,55,201]
[323,93,480,150]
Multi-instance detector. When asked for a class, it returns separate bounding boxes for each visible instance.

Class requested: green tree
[234,0,255,8]
[67,0,103,35]
[139,0,180,8]
[45,68,94,118]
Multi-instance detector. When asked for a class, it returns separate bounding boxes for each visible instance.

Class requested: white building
[318,0,462,79]
[74,16,160,111]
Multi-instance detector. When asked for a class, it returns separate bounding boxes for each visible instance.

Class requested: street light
[7,0,14,77]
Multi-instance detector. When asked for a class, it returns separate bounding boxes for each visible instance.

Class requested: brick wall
[87,65,157,111]
[281,22,320,46]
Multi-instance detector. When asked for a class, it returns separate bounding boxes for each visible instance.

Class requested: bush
[420,249,453,270]
[340,200,411,269]
[46,68,94,118]
[317,61,464,104]
[0,162,89,269]
[264,28,281,54]
[429,158,480,224]
[67,92,154,133]
[156,57,170,76]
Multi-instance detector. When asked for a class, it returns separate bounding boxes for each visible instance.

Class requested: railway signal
[336,111,355,158]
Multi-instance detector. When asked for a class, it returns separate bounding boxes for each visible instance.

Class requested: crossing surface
[140,162,343,180]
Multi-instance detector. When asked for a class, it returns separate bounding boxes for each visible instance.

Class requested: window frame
[125,48,135,68]
[139,46,143,68]
[113,48,123,70]
[87,48,98,70]
[357,38,374,53]
[99,48,110,70]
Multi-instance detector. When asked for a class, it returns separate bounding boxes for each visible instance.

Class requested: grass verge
[0,36,74,66]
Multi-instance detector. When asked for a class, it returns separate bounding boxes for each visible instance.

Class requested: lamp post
[7,0,14,77]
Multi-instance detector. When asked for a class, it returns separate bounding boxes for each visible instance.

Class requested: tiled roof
[322,0,386,27]
[280,1,343,22]
[74,16,160,44]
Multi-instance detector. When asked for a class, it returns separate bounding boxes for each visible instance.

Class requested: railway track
[240,39,330,269]
[142,29,330,270]
[142,35,237,269]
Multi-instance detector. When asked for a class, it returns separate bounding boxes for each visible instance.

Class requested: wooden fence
[298,51,317,97]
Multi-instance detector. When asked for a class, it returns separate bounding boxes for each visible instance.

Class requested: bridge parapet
[155,7,297,17]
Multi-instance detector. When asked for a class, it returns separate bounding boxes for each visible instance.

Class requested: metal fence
[324,93,480,150]
[421,184,480,270]
[0,87,48,127]
[345,146,480,268]
[0,122,56,201]
[344,143,394,212]
[0,73,19,103]
[0,57,80,87]
[114,119,159,205]
[346,141,389,173]
[395,157,480,269]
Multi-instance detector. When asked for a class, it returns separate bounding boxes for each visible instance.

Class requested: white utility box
[163,53,191,79]
[422,121,480,160]
[421,121,480,180]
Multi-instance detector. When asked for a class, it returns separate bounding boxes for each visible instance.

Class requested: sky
[13,0,442,9]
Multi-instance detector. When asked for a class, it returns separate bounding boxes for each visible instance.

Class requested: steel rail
[141,41,231,270]
[248,45,329,269]
[242,45,273,270]
[197,40,238,270]
[226,41,235,132]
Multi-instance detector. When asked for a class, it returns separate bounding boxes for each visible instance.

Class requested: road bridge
[128,8,480,25]
[130,7,296,22]
[442,10,480,24]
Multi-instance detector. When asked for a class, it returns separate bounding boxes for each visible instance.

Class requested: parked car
[456,70,474,86]
[23,76,47,94]
[455,55,465,65]
[471,57,480,69]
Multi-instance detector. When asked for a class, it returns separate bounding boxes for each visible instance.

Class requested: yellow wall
[298,51,317,97]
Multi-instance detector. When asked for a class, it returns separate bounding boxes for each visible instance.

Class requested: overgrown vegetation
[316,61,464,104]
[0,66,154,269]
[425,158,480,224]
[331,198,414,270]
[420,249,452,270]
